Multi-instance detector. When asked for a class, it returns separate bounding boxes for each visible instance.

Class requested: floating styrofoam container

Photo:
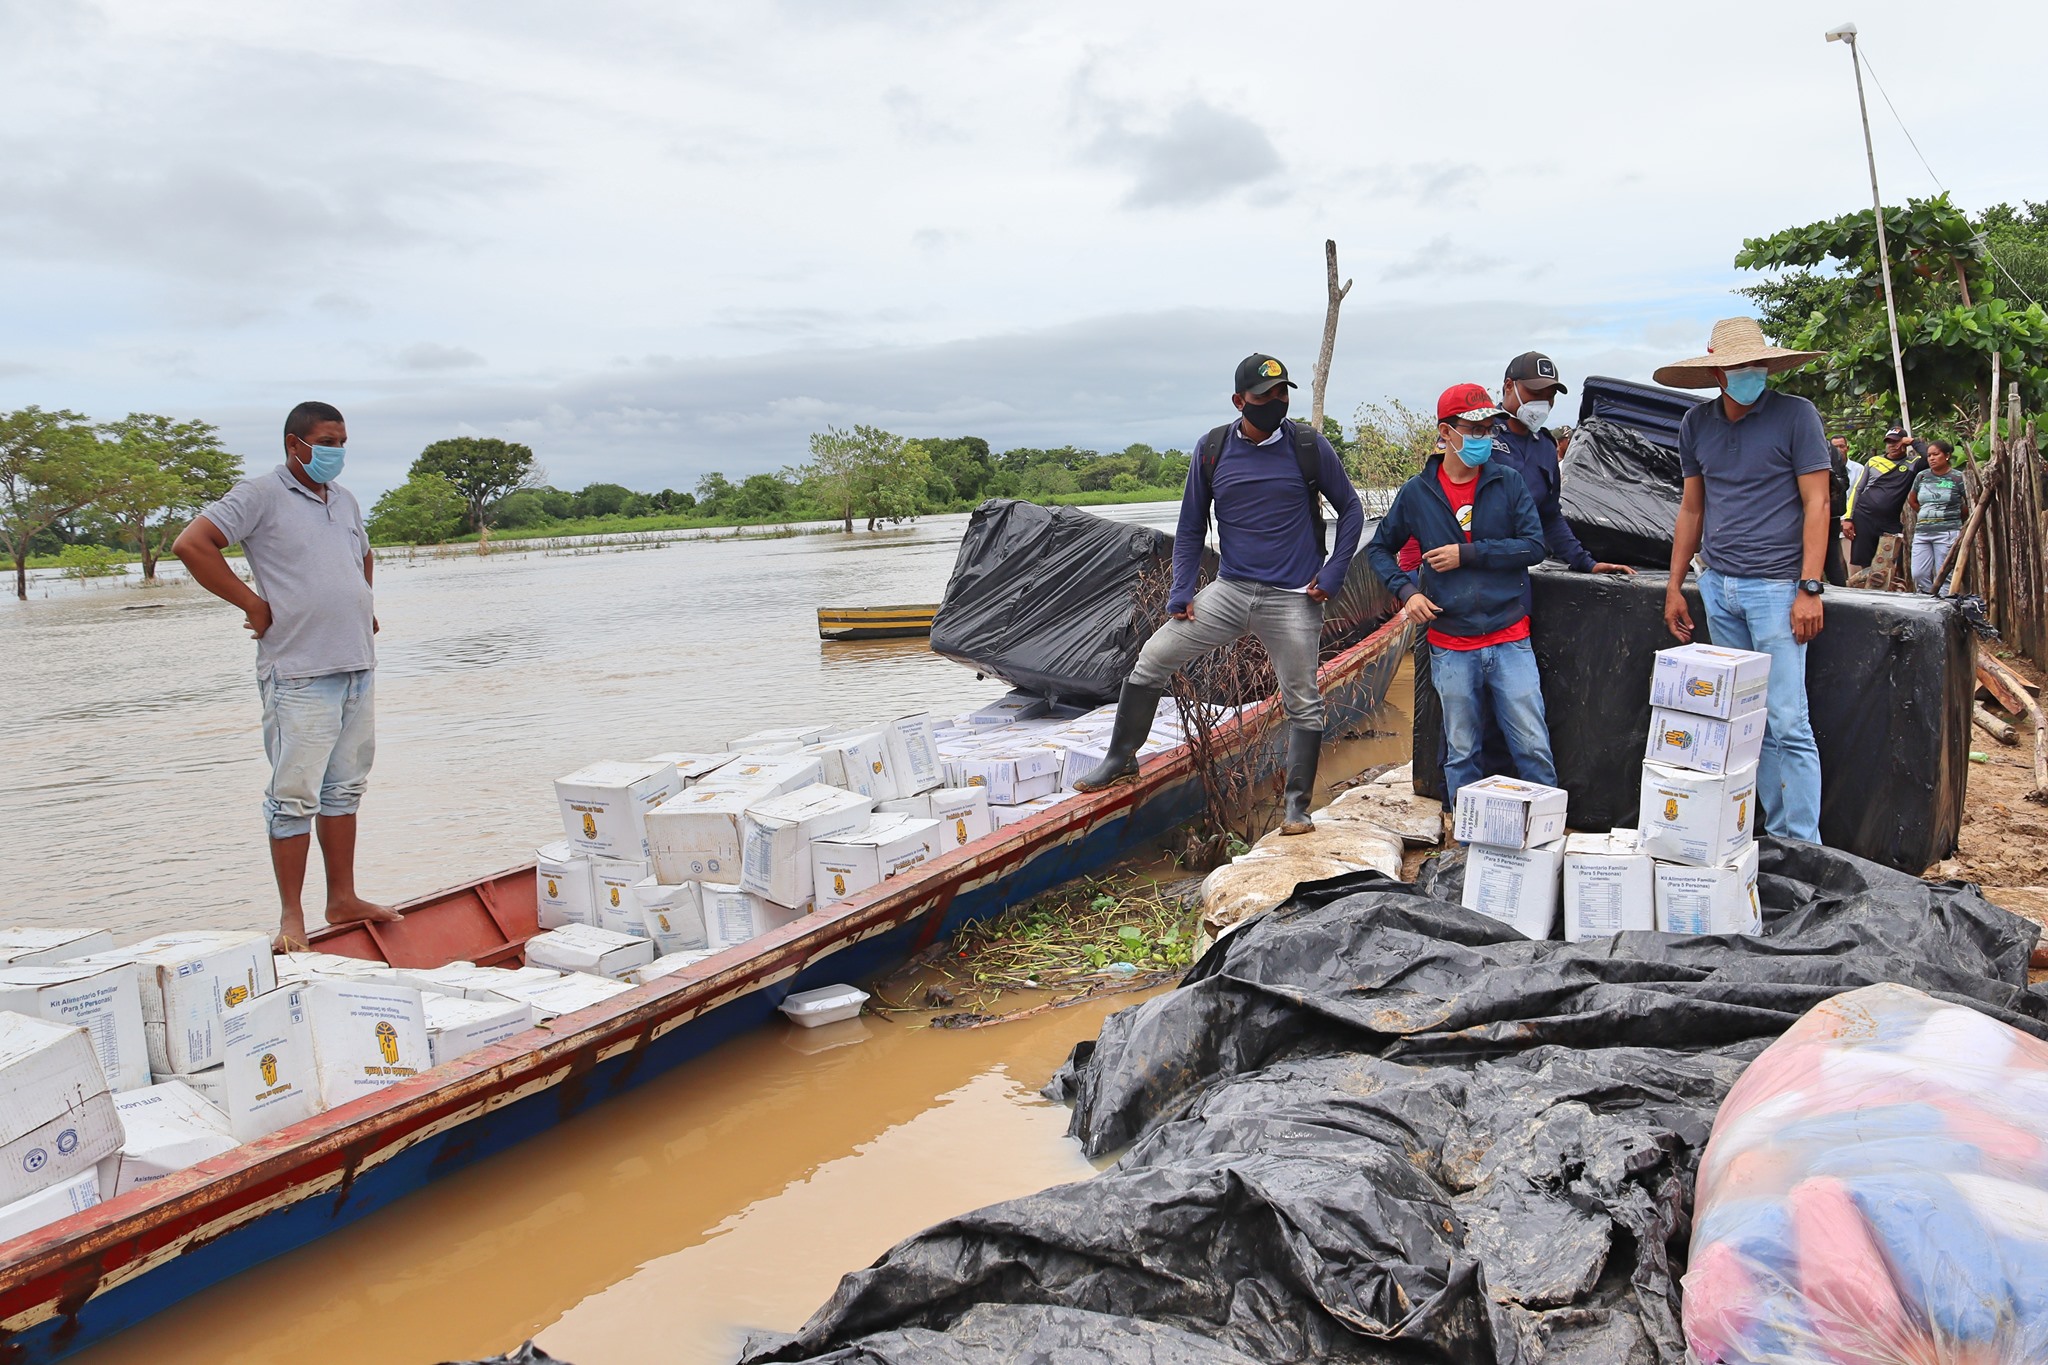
[0,930,114,968]
[100,1080,237,1196]
[553,760,682,860]
[0,962,150,1092]
[778,984,868,1028]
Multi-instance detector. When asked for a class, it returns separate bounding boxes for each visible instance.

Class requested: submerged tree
[99,413,242,581]
[411,436,539,534]
[0,407,122,600]
[797,425,931,531]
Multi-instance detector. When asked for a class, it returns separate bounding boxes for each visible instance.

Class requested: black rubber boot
[1278,726,1322,834]
[1071,683,1164,791]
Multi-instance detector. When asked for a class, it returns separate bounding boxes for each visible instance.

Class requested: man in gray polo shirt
[1654,318,1832,844]
[175,400,401,949]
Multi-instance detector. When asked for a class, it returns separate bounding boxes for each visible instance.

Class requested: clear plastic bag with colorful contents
[1684,982,2048,1364]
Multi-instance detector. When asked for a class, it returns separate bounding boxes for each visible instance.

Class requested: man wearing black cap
[1072,353,1364,837]
[1842,426,1925,576]
[1495,352,1634,577]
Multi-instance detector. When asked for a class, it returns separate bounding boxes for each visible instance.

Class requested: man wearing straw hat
[1654,318,1832,844]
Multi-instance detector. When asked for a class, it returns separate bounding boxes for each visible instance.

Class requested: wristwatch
[1798,579,1825,596]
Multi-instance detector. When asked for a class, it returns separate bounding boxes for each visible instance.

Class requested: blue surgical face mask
[299,443,346,483]
[1723,367,1768,405]
[1459,434,1494,465]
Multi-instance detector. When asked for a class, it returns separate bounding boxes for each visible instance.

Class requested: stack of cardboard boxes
[1634,643,1769,936]
[1453,776,1572,939]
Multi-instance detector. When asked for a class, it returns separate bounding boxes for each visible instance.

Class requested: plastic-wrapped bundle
[1684,982,2048,1364]
[1558,418,1686,568]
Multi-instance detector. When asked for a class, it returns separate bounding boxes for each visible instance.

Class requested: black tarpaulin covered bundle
[739,843,2046,1365]
[1411,567,1973,873]
[929,499,1395,708]
[1557,419,1685,569]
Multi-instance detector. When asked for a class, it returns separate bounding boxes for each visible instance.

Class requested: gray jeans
[1129,578,1326,730]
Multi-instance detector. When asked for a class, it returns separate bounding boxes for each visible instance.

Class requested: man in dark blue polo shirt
[1494,351,1635,578]
[1655,318,1832,843]
[1072,353,1364,836]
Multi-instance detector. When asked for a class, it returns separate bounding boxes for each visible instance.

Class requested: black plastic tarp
[1410,567,1973,873]
[1557,419,1684,569]
[736,842,2046,1365]
[929,500,1395,708]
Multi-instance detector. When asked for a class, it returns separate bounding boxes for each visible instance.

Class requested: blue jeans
[260,669,376,839]
[1697,570,1820,841]
[1432,639,1557,804]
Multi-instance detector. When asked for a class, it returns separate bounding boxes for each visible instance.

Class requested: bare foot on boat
[325,895,402,926]
[273,931,311,953]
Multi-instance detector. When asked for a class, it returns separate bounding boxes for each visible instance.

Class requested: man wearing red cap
[1364,384,1556,805]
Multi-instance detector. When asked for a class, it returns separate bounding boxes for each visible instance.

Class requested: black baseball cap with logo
[1233,354,1297,396]
[1505,351,1568,394]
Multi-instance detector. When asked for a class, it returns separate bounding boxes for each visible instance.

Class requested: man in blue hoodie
[1072,353,1363,836]
[1365,383,1556,805]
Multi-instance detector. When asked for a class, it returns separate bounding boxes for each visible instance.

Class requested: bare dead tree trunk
[1310,239,1352,435]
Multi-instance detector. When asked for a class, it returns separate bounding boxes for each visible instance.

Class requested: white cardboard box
[391,963,562,1002]
[1460,838,1566,940]
[0,1012,124,1206]
[955,753,1061,805]
[75,931,275,1077]
[812,815,942,906]
[1561,831,1656,942]
[701,883,806,950]
[967,691,1049,725]
[554,760,684,860]
[589,856,650,938]
[274,952,391,986]
[741,785,876,907]
[1649,643,1771,721]
[1452,776,1570,849]
[0,1169,99,1242]
[1655,842,1763,936]
[102,1080,237,1196]
[989,795,1066,829]
[881,713,944,795]
[693,754,825,797]
[491,973,632,1021]
[631,877,709,955]
[926,787,992,853]
[172,1065,226,1112]
[535,840,598,930]
[642,752,734,785]
[1637,761,1757,868]
[0,930,114,967]
[805,731,898,800]
[219,985,321,1141]
[645,782,777,885]
[726,724,832,751]
[423,995,532,1068]
[302,980,430,1109]
[1642,706,1767,777]
[0,964,150,1093]
[522,924,656,979]
[627,951,716,986]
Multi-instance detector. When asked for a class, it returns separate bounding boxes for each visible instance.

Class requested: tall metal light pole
[1826,22,1912,435]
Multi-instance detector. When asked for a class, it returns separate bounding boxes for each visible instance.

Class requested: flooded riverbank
[0,506,1175,939]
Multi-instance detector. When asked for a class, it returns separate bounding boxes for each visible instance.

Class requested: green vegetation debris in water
[874,871,1202,1027]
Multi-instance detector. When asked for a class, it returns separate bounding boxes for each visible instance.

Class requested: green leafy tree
[1736,193,2048,434]
[918,437,996,503]
[368,472,466,546]
[1350,398,1434,489]
[733,473,791,520]
[797,425,930,531]
[490,489,555,529]
[99,414,242,581]
[1977,202,2048,305]
[0,407,123,600]
[695,472,736,518]
[410,437,538,533]
[574,482,633,518]
[1157,450,1191,488]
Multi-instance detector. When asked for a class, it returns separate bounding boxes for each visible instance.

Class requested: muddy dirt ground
[1946,648,2048,945]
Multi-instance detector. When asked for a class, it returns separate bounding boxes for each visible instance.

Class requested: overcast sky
[4,0,2043,500]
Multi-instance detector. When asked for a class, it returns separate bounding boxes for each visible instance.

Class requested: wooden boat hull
[817,605,938,640]
[0,617,1412,1363]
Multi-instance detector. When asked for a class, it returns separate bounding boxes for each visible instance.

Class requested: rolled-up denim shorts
[259,668,375,838]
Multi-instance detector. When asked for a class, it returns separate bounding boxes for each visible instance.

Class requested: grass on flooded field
[873,871,1202,1024]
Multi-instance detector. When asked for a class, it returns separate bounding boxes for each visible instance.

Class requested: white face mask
[1515,395,1553,431]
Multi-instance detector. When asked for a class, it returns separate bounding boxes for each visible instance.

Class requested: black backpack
[1195,418,1326,554]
